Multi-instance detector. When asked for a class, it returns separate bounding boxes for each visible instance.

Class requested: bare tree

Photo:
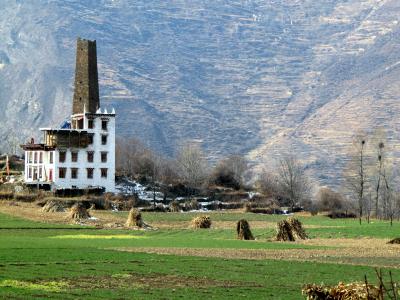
[370,129,387,219]
[345,134,369,224]
[275,155,311,211]
[211,155,248,189]
[176,143,209,194]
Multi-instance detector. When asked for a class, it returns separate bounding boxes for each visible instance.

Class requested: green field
[0,211,399,299]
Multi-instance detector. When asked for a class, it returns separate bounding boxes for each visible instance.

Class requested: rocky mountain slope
[1,0,400,188]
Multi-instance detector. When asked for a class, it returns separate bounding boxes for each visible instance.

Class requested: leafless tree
[176,143,209,193]
[275,155,311,211]
[345,134,368,224]
[370,129,387,219]
[211,155,248,189]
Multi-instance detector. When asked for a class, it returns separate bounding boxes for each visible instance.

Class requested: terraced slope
[1,0,400,186]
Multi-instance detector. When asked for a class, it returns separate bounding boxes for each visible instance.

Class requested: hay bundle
[276,219,295,241]
[276,217,307,241]
[69,203,90,220]
[42,200,65,213]
[288,217,308,240]
[169,200,181,212]
[236,219,254,240]
[125,208,143,228]
[192,215,212,229]
[388,238,400,244]
[302,282,381,300]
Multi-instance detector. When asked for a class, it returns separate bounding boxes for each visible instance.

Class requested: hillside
[1,0,400,187]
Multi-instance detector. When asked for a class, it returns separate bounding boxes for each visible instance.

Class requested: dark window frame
[59,151,66,163]
[88,119,94,129]
[87,168,94,179]
[71,168,78,179]
[71,151,78,162]
[88,134,94,145]
[101,120,108,131]
[59,167,66,179]
[87,151,94,163]
[101,152,107,163]
[101,135,107,145]
[100,168,108,178]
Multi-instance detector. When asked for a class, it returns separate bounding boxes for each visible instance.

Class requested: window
[71,151,78,162]
[59,151,66,163]
[87,151,94,163]
[39,152,43,163]
[39,167,42,179]
[59,168,66,179]
[77,119,83,129]
[102,120,108,131]
[33,168,38,180]
[71,168,78,179]
[49,152,53,164]
[101,168,108,178]
[88,119,94,129]
[101,152,107,163]
[28,152,33,163]
[101,135,107,145]
[28,167,32,179]
[88,134,94,145]
[34,152,38,163]
[87,168,94,179]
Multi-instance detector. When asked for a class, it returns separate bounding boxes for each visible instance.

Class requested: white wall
[24,108,116,192]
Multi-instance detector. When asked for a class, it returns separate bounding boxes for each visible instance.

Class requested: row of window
[59,168,108,179]
[59,151,108,163]
[87,134,108,145]
[28,152,53,164]
[76,119,109,130]
[88,119,109,131]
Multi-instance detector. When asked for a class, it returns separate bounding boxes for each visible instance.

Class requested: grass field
[0,206,400,299]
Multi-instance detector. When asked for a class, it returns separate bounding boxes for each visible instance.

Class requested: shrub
[169,200,181,212]
[14,193,37,202]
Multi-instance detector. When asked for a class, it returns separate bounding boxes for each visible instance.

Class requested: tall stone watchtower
[72,38,100,114]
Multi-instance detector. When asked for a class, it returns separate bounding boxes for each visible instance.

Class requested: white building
[21,38,116,193]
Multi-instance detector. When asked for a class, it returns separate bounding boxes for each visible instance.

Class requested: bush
[0,191,14,200]
[14,193,37,202]
[169,200,181,212]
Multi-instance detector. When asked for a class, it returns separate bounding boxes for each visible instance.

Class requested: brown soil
[112,238,400,269]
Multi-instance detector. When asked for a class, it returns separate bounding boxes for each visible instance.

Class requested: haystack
[388,238,400,244]
[302,282,381,300]
[42,200,65,213]
[276,217,307,241]
[125,208,143,228]
[288,217,308,240]
[192,215,212,229]
[69,203,90,220]
[236,219,254,240]
[276,219,295,241]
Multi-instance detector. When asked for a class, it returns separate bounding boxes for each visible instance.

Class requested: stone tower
[72,38,100,114]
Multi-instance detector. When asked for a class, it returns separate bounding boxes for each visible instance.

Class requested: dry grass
[42,200,66,213]
[302,282,381,300]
